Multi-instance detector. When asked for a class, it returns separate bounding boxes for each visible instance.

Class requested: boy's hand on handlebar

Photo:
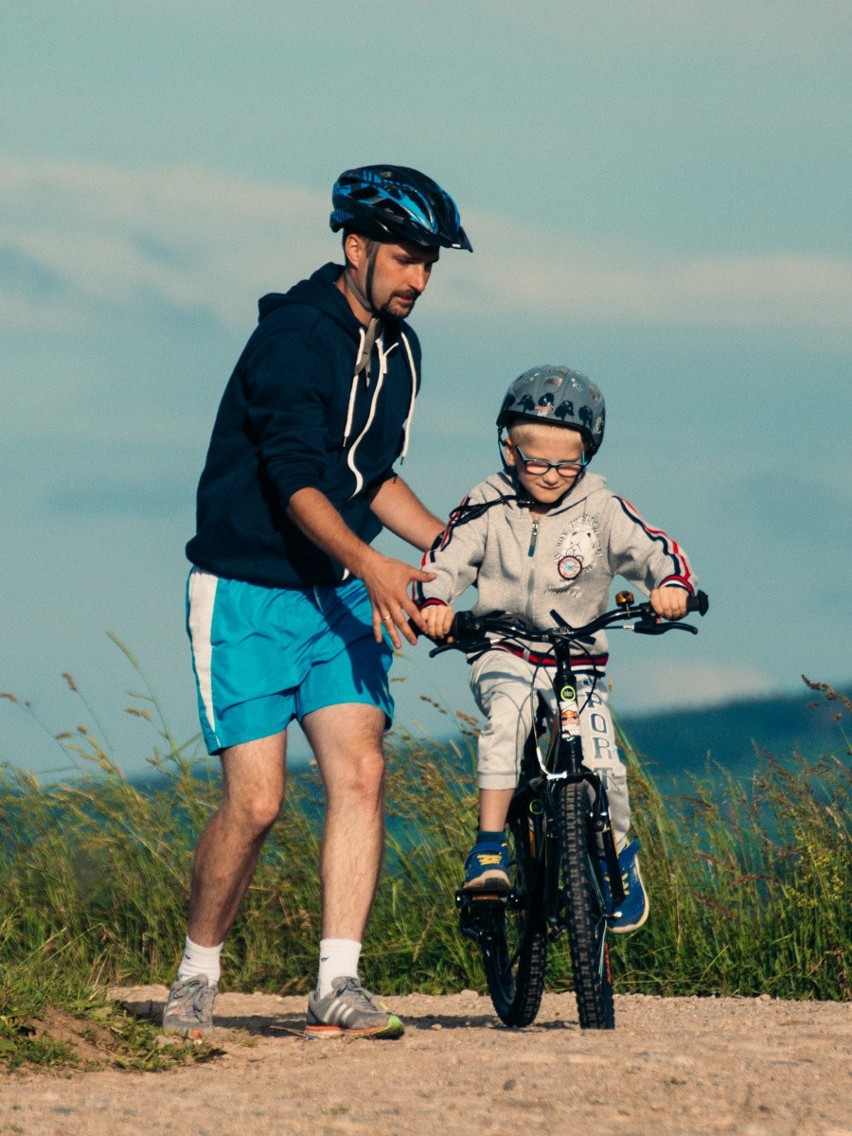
[421,603,456,642]
[650,587,689,621]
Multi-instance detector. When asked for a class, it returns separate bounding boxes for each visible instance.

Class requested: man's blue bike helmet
[330,165,472,252]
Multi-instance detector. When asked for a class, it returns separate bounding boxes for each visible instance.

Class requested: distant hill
[619,682,850,784]
[124,683,850,797]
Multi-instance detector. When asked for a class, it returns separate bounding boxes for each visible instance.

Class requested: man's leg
[300,702,403,1038]
[301,703,385,944]
[188,732,288,944]
[163,732,286,1037]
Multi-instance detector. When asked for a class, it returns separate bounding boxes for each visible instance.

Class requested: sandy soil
[0,985,848,1136]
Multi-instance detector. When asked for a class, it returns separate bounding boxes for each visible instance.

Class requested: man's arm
[286,487,435,649]
[369,475,445,552]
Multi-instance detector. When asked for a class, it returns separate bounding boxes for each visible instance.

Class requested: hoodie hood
[258,262,361,335]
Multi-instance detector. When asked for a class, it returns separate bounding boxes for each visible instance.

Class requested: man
[162,165,471,1041]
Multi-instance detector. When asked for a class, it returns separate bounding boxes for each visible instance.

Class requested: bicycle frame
[457,639,623,947]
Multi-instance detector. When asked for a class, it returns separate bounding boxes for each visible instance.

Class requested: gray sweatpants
[468,650,630,848]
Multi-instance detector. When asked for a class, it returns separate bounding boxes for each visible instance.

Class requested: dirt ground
[0,985,848,1136]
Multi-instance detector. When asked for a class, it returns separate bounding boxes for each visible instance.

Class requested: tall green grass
[0,674,848,1062]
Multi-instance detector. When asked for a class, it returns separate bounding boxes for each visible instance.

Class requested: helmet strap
[498,428,512,472]
[353,315,382,378]
[343,239,381,316]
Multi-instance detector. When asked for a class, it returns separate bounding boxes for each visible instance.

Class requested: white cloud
[452,214,852,335]
[0,158,327,331]
[1,156,851,338]
[610,659,776,714]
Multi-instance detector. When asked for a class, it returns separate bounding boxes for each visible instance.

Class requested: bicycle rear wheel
[557,781,615,1029]
[480,810,547,1027]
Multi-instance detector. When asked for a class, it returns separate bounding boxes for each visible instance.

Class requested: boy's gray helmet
[496,365,606,456]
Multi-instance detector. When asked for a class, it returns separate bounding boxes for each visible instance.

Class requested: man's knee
[220,782,285,836]
[247,795,285,834]
[330,745,386,801]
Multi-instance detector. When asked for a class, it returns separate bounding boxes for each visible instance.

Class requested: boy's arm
[607,495,698,605]
[413,487,491,614]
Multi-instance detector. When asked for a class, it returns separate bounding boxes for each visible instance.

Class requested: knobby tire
[481,811,547,1027]
[557,781,615,1030]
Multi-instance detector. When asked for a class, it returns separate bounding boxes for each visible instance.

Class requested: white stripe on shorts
[187,568,218,743]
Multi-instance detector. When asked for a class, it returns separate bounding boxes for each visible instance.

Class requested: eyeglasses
[512,442,587,477]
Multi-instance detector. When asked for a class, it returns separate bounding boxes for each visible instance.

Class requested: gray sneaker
[305,976,404,1039]
[162,974,217,1039]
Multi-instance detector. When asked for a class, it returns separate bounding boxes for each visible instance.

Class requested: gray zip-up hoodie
[416,469,697,664]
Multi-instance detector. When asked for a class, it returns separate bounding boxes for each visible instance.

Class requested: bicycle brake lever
[633,619,699,636]
[428,642,456,657]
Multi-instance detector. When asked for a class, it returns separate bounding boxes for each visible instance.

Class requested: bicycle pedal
[455,888,508,907]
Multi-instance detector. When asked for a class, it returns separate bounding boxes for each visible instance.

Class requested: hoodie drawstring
[343,326,418,495]
[399,331,417,461]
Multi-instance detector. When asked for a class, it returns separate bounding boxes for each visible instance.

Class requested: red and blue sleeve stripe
[615,496,697,594]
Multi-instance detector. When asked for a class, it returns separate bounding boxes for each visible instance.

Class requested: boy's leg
[575,674,629,848]
[463,652,541,891]
[576,674,648,932]
[461,786,515,892]
[478,787,515,833]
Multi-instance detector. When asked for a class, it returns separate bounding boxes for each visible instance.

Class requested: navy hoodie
[186,262,422,588]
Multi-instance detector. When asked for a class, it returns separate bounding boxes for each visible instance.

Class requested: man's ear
[343,232,370,271]
[502,436,517,467]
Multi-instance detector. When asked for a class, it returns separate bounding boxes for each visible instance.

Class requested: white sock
[317,939,361,998]
[176,936,223,985]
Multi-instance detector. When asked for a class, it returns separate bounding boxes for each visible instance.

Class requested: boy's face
[504,422,587,507]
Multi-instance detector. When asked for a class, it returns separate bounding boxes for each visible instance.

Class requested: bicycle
[429,589,709,1030]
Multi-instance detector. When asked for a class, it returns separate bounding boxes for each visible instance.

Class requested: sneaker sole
[609,900,650,933]
[304,1015,404,1040]
[162,1021,216,1039]
[462,872,510,893]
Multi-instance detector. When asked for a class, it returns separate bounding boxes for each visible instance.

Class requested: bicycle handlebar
[428,589,709,657]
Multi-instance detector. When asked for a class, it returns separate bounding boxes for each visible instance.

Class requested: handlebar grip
[687,590,709,616]
[449,609,480,642]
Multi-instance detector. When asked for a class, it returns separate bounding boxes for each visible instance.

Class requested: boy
[416,365,698,932]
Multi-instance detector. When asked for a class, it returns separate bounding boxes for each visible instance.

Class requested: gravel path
[0,986,848,1135]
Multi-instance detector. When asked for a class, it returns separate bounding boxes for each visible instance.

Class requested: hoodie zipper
[526,515,540,619]
[528,518,539,557]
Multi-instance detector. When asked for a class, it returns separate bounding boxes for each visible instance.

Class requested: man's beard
[379,292,418,320]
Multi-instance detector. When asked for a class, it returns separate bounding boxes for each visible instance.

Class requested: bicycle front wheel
[557,781,615,1029]
[480,811,547,1027]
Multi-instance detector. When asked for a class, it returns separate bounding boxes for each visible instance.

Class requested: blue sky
[1,1,850,779]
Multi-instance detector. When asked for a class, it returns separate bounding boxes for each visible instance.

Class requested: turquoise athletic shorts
[186,569,394,754]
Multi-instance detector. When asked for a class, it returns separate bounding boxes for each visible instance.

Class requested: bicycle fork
[546,654,625,910]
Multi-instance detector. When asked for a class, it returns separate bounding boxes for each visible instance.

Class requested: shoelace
[335,979,378,1010]
[174,979,215,1017]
